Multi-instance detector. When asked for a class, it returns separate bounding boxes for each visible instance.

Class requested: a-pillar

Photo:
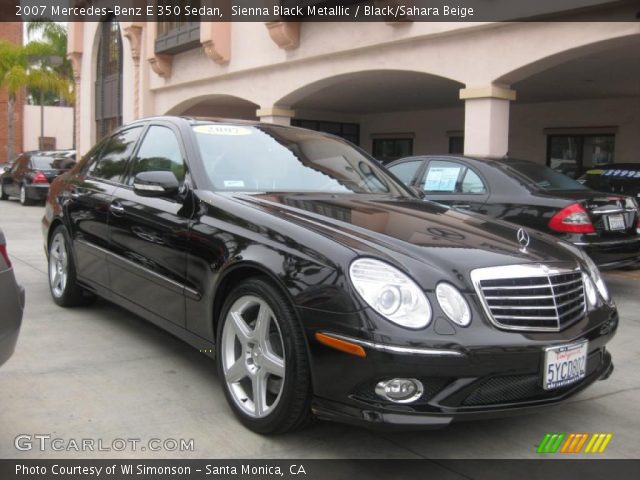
[459,85,516,157]
[256,107,295,126]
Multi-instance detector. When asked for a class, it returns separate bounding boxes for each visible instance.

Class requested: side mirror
[133,171,180,197]
[2,166,9,173]
[410,186,426,199]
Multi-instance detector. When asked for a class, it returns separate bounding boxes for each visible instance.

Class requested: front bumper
[300,305,618,429]
[0,268,24,367]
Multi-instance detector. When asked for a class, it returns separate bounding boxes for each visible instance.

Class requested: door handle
[453,203,471,209]
[109,201,125,216]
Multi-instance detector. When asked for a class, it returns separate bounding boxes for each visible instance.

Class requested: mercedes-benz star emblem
[517,228,530,251]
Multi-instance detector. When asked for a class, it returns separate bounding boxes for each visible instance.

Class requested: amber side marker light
[315,333,366,358]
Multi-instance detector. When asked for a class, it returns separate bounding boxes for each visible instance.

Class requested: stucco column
[67,22,84,151]
[122,23,144,120]
[256,107,295,126]
[460,85,516,157]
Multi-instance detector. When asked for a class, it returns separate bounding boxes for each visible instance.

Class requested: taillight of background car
[548,203,595,234]
[32,171,48,184]
[0,240,11,268]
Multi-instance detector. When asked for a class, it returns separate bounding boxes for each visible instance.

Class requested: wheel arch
[213,261,297,333]
[211,261,314,370]
[46,218,65,251]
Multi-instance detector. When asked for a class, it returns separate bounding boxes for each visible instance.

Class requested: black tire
[0,181,7,200]
[216,277,312,434]
[19,184,32,206]
[48,226,95,307]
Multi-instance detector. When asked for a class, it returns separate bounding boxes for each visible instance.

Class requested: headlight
[349,258,432,329]
[436,282,471,326]
[581,253,610,303]
[583,273,597,309]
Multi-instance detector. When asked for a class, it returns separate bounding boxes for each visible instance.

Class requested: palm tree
[0,40,72,162]
[26,20,74,106]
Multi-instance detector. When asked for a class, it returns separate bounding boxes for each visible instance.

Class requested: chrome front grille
[470,264,586,332]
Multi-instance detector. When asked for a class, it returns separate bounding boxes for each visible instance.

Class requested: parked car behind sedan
[0,228,24,366]
[44,118,616,433]
[388,155,640,270]
[579,163,640,198]
[0,150,76,206]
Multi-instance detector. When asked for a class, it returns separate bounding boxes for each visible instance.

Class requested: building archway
[95,17,123,140]
[275,70,464,162]
[502,34,640,172]
[166,94,259,120]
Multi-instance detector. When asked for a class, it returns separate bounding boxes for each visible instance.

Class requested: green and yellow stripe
[537,432,613,454]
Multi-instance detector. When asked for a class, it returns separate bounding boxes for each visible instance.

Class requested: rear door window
[388,160,422,185]
[421,160,464,193]
[89,126,144,183]
[11,156,27,173]
[461,168,487,194]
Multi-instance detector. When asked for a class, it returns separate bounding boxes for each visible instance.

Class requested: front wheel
[0,181,7,200]
[217,278,312,434]
[48,226,95,307]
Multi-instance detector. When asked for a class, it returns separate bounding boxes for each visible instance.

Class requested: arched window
[95,18,122,140]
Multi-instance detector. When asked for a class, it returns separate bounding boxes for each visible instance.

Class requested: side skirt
[77,279,216,359]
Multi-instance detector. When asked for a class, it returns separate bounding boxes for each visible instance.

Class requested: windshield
[192,124,409,195]
[504,161,588,191]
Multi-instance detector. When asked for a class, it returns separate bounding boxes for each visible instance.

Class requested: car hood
[224,193,580,286]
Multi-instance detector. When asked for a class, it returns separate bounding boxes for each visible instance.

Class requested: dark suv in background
[0,150,76,206]
[579,163,640,198]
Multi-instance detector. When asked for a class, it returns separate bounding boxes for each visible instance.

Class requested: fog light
[375,378,423,403]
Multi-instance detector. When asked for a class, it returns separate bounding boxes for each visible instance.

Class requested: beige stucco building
[68,3,640,177]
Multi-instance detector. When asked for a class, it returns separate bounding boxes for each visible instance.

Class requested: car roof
[388,155,538,167]
[123,115,271,128]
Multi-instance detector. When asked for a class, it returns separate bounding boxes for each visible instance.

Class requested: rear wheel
[48,226,95,307]
[19,184,32,206]
[217,278,312,434]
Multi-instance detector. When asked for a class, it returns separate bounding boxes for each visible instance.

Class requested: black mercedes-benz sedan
[388,155,640,270]
[1,150,76,206]
[43,117,617,433]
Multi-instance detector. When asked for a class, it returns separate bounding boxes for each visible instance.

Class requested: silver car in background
[0,228,24,366]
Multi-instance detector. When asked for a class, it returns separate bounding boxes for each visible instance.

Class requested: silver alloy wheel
[221,295,286,419]
[20,185,26,204]
[49,233,68,298]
